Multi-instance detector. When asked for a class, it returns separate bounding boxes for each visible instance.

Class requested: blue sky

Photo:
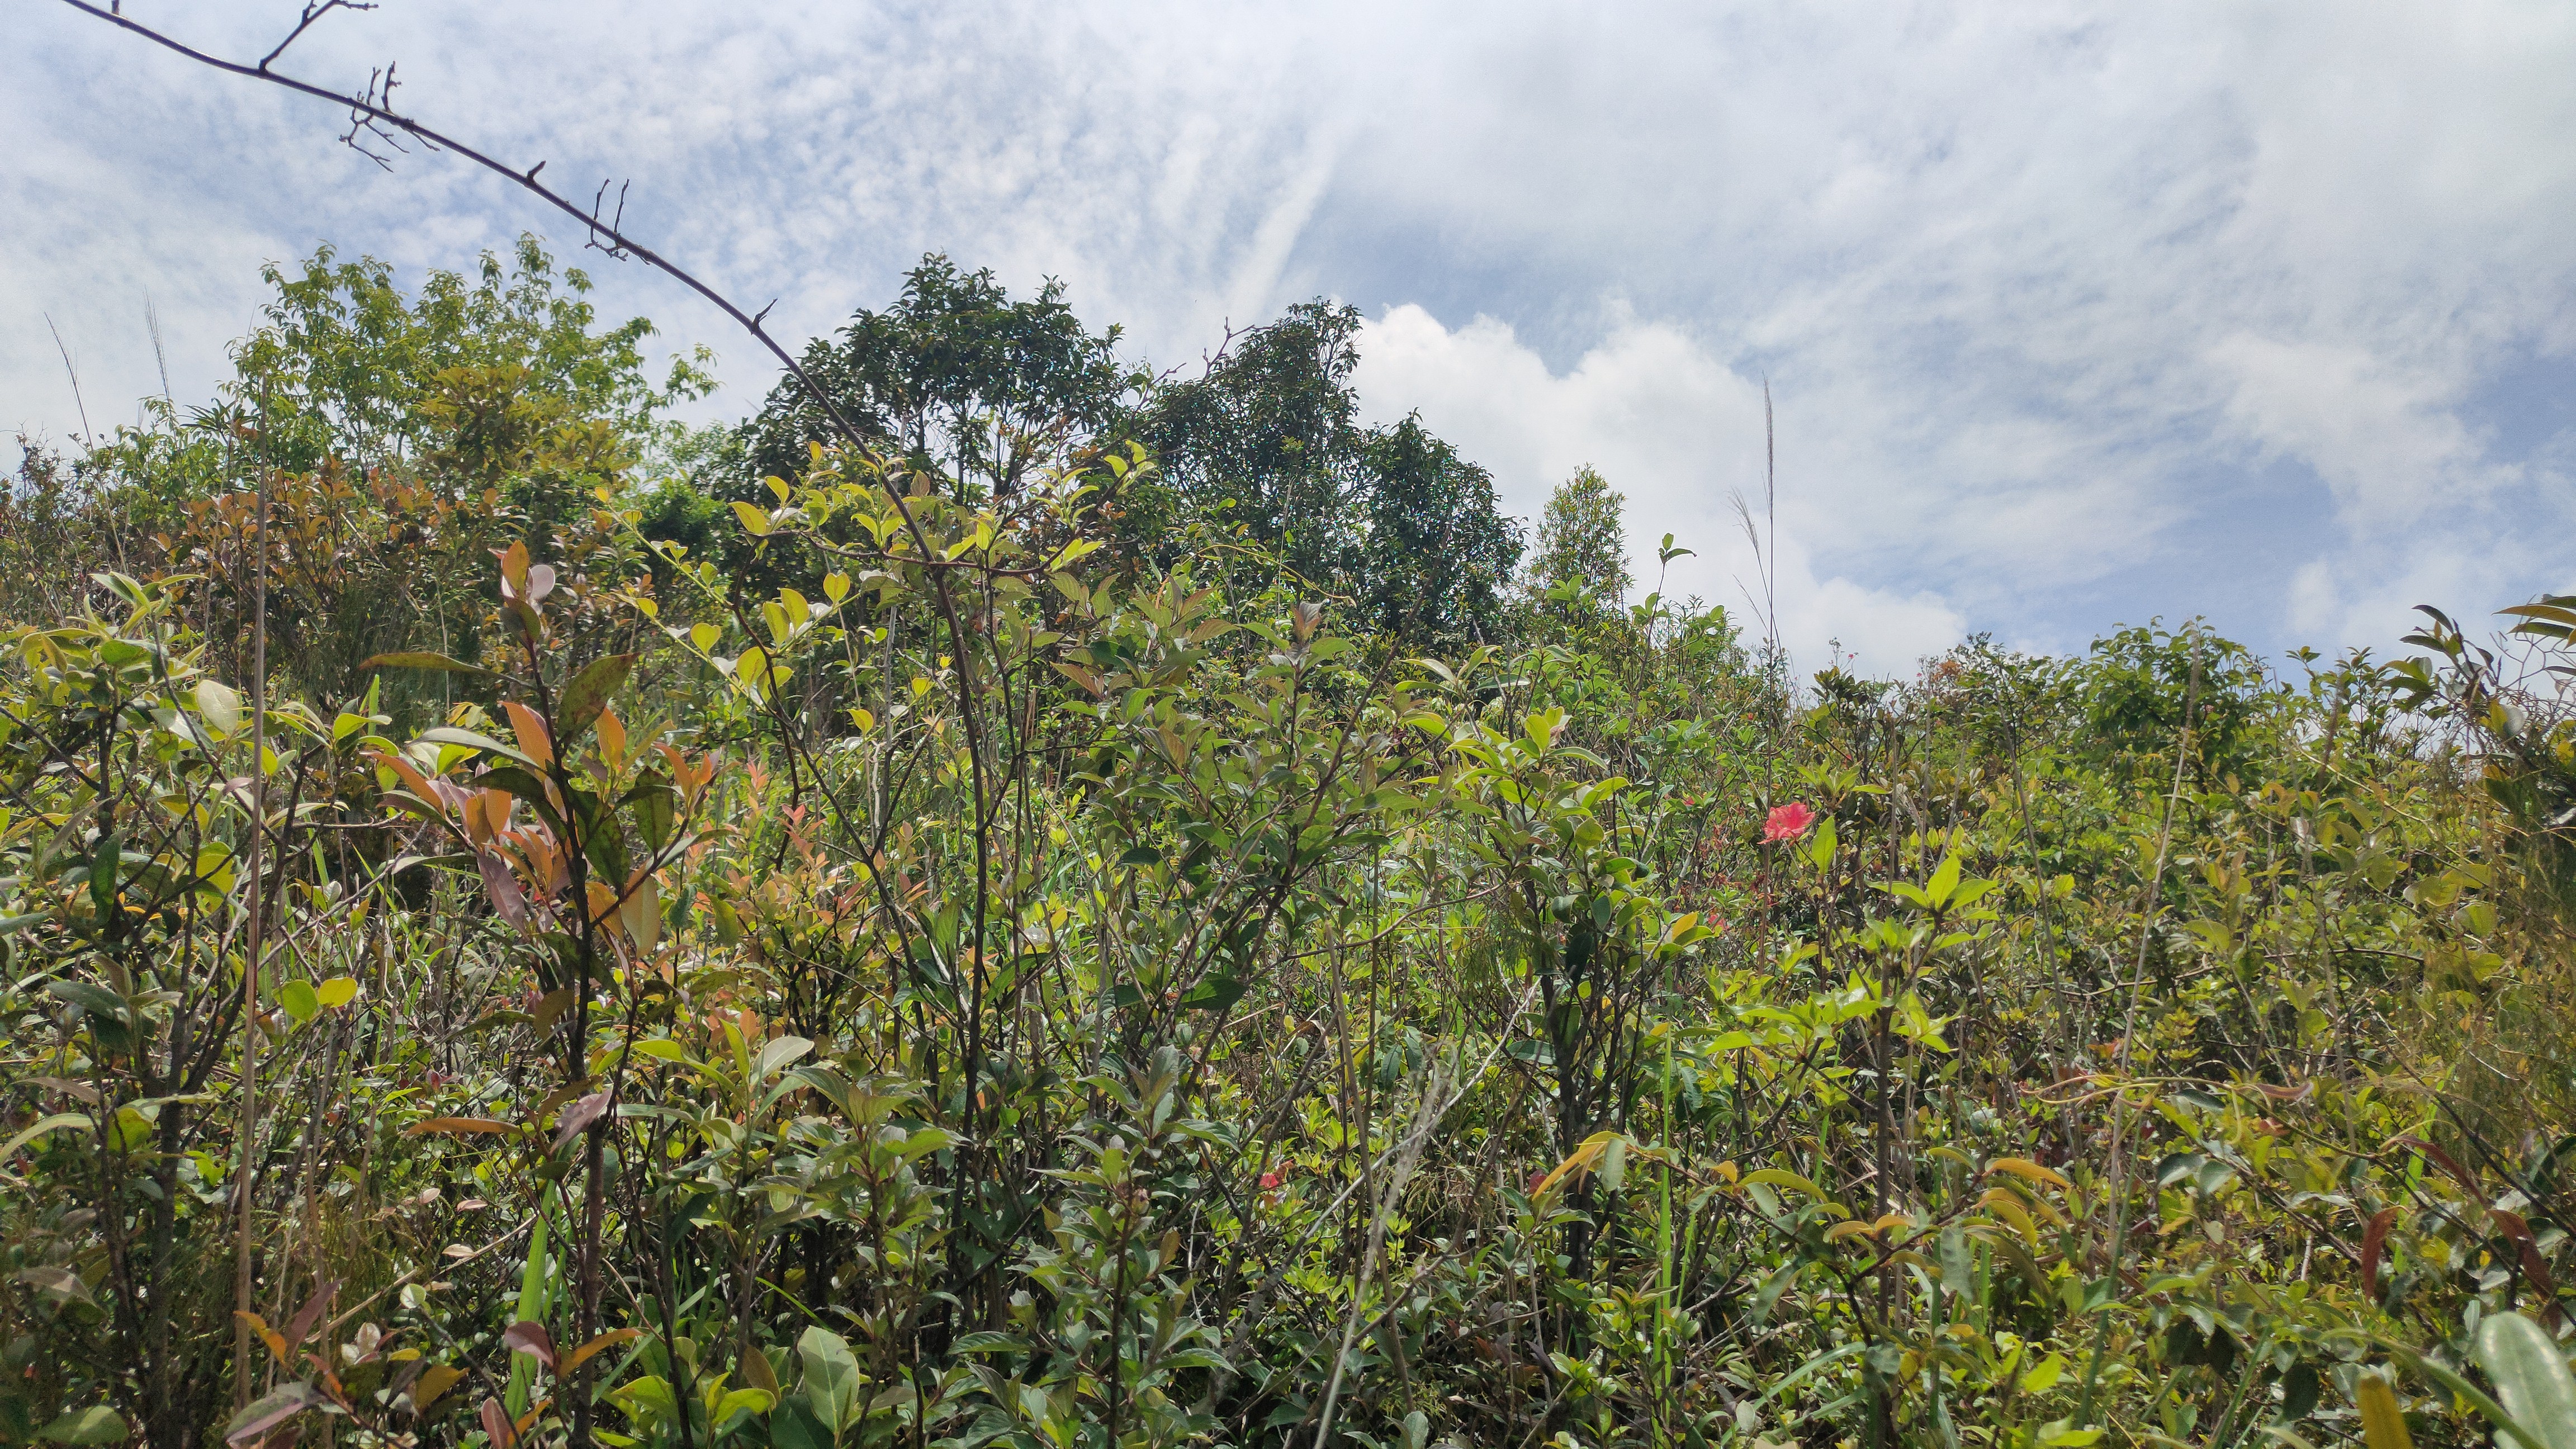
[8,1,2573,675]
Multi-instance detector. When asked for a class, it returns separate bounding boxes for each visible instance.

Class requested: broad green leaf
[46,980,126,1022]
[798,1326,861,1432]
[754,1036,813,1082]
[557,653,637,744]
[2020,1351,2067,1393]
[0,1112,96,1163]
[195,679,240,736]
[416,726,537,768]
[2475,1313,2576,1449]
[39,1406,127,1445]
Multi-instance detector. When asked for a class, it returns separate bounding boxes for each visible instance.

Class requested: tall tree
[744,254,1142,498]
[1357,415,1520,646]
[1139,301,1522,643]
[1135,300,1366,587]
[1526,465,1631,609]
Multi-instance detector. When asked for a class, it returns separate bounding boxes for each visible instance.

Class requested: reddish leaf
[500,1320,556,1371]
[553,1090,612,1150]
[282,1278,338,1353]
[479,1396,517,1449]
[2361,1206,2397,1300]
[2391,1134,2479,1197]
[476,849,531,927]
[226,1383,329,1446]
[2489,1209,2561,1320]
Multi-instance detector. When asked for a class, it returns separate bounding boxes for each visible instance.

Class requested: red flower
[1258,1170,1284,1190]
[1763,802,1817,842]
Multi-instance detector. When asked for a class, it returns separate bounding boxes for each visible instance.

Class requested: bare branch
[257,0,373,73]
[585,178,632,259]
[51,0,851,439]
[338,63,411,169]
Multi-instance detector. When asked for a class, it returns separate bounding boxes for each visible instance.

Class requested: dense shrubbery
[7,243,2576,1449]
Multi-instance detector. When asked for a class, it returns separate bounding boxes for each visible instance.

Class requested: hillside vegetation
[6,243,2576,1449]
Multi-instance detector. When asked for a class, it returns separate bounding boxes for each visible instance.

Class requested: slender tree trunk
[233,448,271,1412]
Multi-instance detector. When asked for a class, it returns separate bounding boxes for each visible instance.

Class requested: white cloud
[7,0,2574,667]
[1354,305,1965,674]
[2208,335,2504,527]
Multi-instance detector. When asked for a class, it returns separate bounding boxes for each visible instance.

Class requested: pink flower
[1258,1166,1286,1191]
[1763,802,1817,842]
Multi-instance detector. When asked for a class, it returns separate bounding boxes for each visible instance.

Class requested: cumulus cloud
[6,0,2573,669]
[1353,305,1964,673]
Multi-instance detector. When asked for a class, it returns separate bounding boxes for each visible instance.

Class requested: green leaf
[712,1388,774,1427]
[754,1036,813,1082]
[798,1326,861,1433]
[88,834,119,920]
[279,980,319,1024]
[316,977,359,1010]
[39,1407,128,1445]
[2475,1313,2576,1449]
[415,726,537,769]
[770,1399,831,1449]
[1179,976,1244,1012]
[0,1112,96,1162]
[195,679,241,736]
[46,980,127,1022]
[556,653,637,744]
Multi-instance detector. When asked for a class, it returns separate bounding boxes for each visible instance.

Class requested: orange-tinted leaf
[235,1310,288,1366]
[501,702,554,770]
[561,1328,642,1374]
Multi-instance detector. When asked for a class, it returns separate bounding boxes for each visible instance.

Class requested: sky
[8,1,2573,677]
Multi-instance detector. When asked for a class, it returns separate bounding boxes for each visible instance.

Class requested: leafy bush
[6,247,2576,1449]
